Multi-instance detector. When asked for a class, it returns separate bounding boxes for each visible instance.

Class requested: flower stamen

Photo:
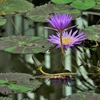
[62,37,74,45]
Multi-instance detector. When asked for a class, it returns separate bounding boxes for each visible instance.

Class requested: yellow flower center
[62,37,74,45]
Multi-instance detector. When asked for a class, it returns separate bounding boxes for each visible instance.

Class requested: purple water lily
[48,29,87,50]
[45,13,76,32]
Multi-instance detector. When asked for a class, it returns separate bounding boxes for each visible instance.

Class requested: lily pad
[82,25,100,42]
[0,73,42,95]
[0,0,33,15]
[0,35,54,54]
[26,4,80,22]
[70,0,96,10]
[51,0,73,4]
[0,16,6,26]
[62,92,100,100]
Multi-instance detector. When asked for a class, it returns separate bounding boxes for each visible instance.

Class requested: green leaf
[82,25,100,42]
[51,0,73,4]
[9,84,33,92]
[0,16,6,26]
[0,0,33,15]
[0,35,54,54]
[70,0,96,10]
[0,73,42,94]
[5,46,17,52]
[26,4,80,22]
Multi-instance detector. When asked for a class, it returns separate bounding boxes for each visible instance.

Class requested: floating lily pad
[0,16,6,26]
[0,73,42,95]
[62,92,100,100]
[26,4,80,22]
[0,35,54,54]
[82,25,100,42]
[0,0,33,15]
[70,0,95,10]
[51,0,73,4]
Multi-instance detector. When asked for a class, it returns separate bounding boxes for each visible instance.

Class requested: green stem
[38,65,76,76]
[60,32,64,54]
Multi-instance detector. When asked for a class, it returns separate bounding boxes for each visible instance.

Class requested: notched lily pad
[0,16,6,26]
[62,92,100,100]
[26,4,80,22]
[70,0,95,10]
[0,35,54,54]
[0,73,42,95]
[82,25,100,42]
[51,0,73,4]
[0,0,33,15]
